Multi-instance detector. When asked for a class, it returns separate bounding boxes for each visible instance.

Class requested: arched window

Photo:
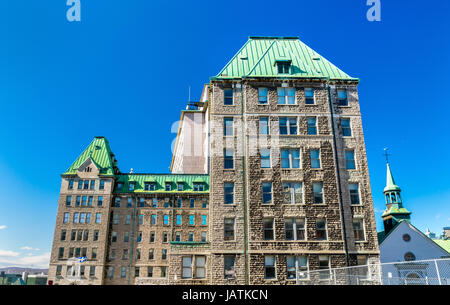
[385,194,390,203]
[405,272,422,285]
[404,252,416,261]
[391,193,397,203]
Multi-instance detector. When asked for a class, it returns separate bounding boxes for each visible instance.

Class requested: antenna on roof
[383,148,390,163]
[188,86,191,103]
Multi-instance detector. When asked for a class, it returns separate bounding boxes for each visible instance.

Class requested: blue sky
[0,0,449,268]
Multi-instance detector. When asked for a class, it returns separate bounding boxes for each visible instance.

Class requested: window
[65,196,72,206]
[307,117,317,135]
[124,232,129,243]
[69,247,74,257]
[318,256,330,279]
[75,196,81,207]
[282,182,303,204]
[176,214,182,226]
[90,266,96,277]
[337,90,348,106]
[60,230,66,241]
[201,231,207,242]
[196,256,206,278]
[285,218,305,240]
[224,117,233,136]
[116,182,123,191]
[56,265,62,276]
[224,89,233,105]
[83,230,89,241]
[258,87,268,104]
[81,196,87,206]
[224,218,235,241]
[277,62,291,74]
[68,179,74,190]
[259,117,270,135]
[109,249,115,260]
[139,198,145,207]
[304,88,315,105]
[108,267,114,279]
[71,230,76,241]
[287,256,308,280]
[162,249,167,260]
[188,232,194,242]
[135,248,141,260]
[151,214,157,225]
[403,234,411,242]
[281,149,300,169]
[345,150,356,169]
[152,198,157,208]
[80,213,86,224]
[111,232,117,242]
[99,179,105,190]
[73,213,79,223]
[90,180,95,190]
[91,248,97,259]
[86,213,91,224]
[310,149,321,168]
[163,215,169,226]
[260,149,271,168]
[313,182,324,204]
[202,199,208,208]
[98,196,103,207]
[78,180,83,190]
[135,267,140,277]
[165,182,172,191]
[193,183,205,191]
[175,232,181,242]
[125,214,131,225]
[177,182,184,191]
[88,196,93,206]
[341,118,352,136]
[137,231,142,243]
[128,182,135,191]
[83,180,89,190]
[80,266,85,277]
[190,198,195,208]
[113,213,119,225]
[127,197,133,208]
[201,215,207,226]
[121,267,127,278]
[316,219,327,240]
[263,218,274,240]
[114,197,120,207]
[177,198,182,208]
[224,255,236,279]
[58,247,64,259]
[189,215,195,226]
[145,182,155,191]
[277,87,295,104]
[95,213,101,224]
[163,232,168,243]
[349,183,360,205]
[262,182,272,204]
[147,267,153,277]
[353,218,365,241]
[404,252,416,261]
[279,117,297,135]
[149,249,154,260]
[182,256,193,278]
[264,256,276,279]
[93,230,99,241]
[77,230,83,241]
[63,212,69,223]
[164,198,170,208]
[224,183,234,204]
[224,149,234,169]
[139,214,144,225]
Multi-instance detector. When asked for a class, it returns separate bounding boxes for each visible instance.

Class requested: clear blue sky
[0,0,449,268]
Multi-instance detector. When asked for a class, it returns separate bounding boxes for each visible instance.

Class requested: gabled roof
[433,239,450,254]
[63,136,118,176]
[212,36,357,81]
[378,221,450,255]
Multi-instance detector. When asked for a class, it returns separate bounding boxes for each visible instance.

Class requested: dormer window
[177,182,184,191]
[84,167,92,173]
[275,59,291,74]
[129,182,135,191]
[116,182,123,191]
[193,183,205,192]
[145,182,156,191]
[165,182,172,191]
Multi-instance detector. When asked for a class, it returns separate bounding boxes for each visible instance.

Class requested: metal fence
[295,258,450,285]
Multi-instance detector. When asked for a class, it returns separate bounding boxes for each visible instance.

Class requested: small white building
[377,162,450,284]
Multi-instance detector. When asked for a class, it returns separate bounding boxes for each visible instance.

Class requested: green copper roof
[433,239,450,254]
[382,206,411,217]
[113,174,209,194]
[63,137,118,176]
[212,36,357,81]
[384,162,401,192]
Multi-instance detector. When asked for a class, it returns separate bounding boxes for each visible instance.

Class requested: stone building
[48,36,379,285]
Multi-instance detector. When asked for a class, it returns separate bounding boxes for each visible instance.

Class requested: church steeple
[381,161,411,235]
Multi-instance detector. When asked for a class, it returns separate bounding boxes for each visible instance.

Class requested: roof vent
[130,168,134,174]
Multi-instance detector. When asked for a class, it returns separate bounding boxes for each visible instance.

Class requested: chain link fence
[295,258,450,285]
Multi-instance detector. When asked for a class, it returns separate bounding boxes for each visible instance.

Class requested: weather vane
[383,148,391,163]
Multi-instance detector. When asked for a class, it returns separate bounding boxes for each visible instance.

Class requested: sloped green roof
[433,239,450,254]
[382,206,411,217]
[114,174,209,194]
[212,36,357,81]
[63,137,118,176]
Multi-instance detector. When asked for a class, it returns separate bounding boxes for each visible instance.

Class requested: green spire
[383,162,401,192]
[63,136,119,176]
